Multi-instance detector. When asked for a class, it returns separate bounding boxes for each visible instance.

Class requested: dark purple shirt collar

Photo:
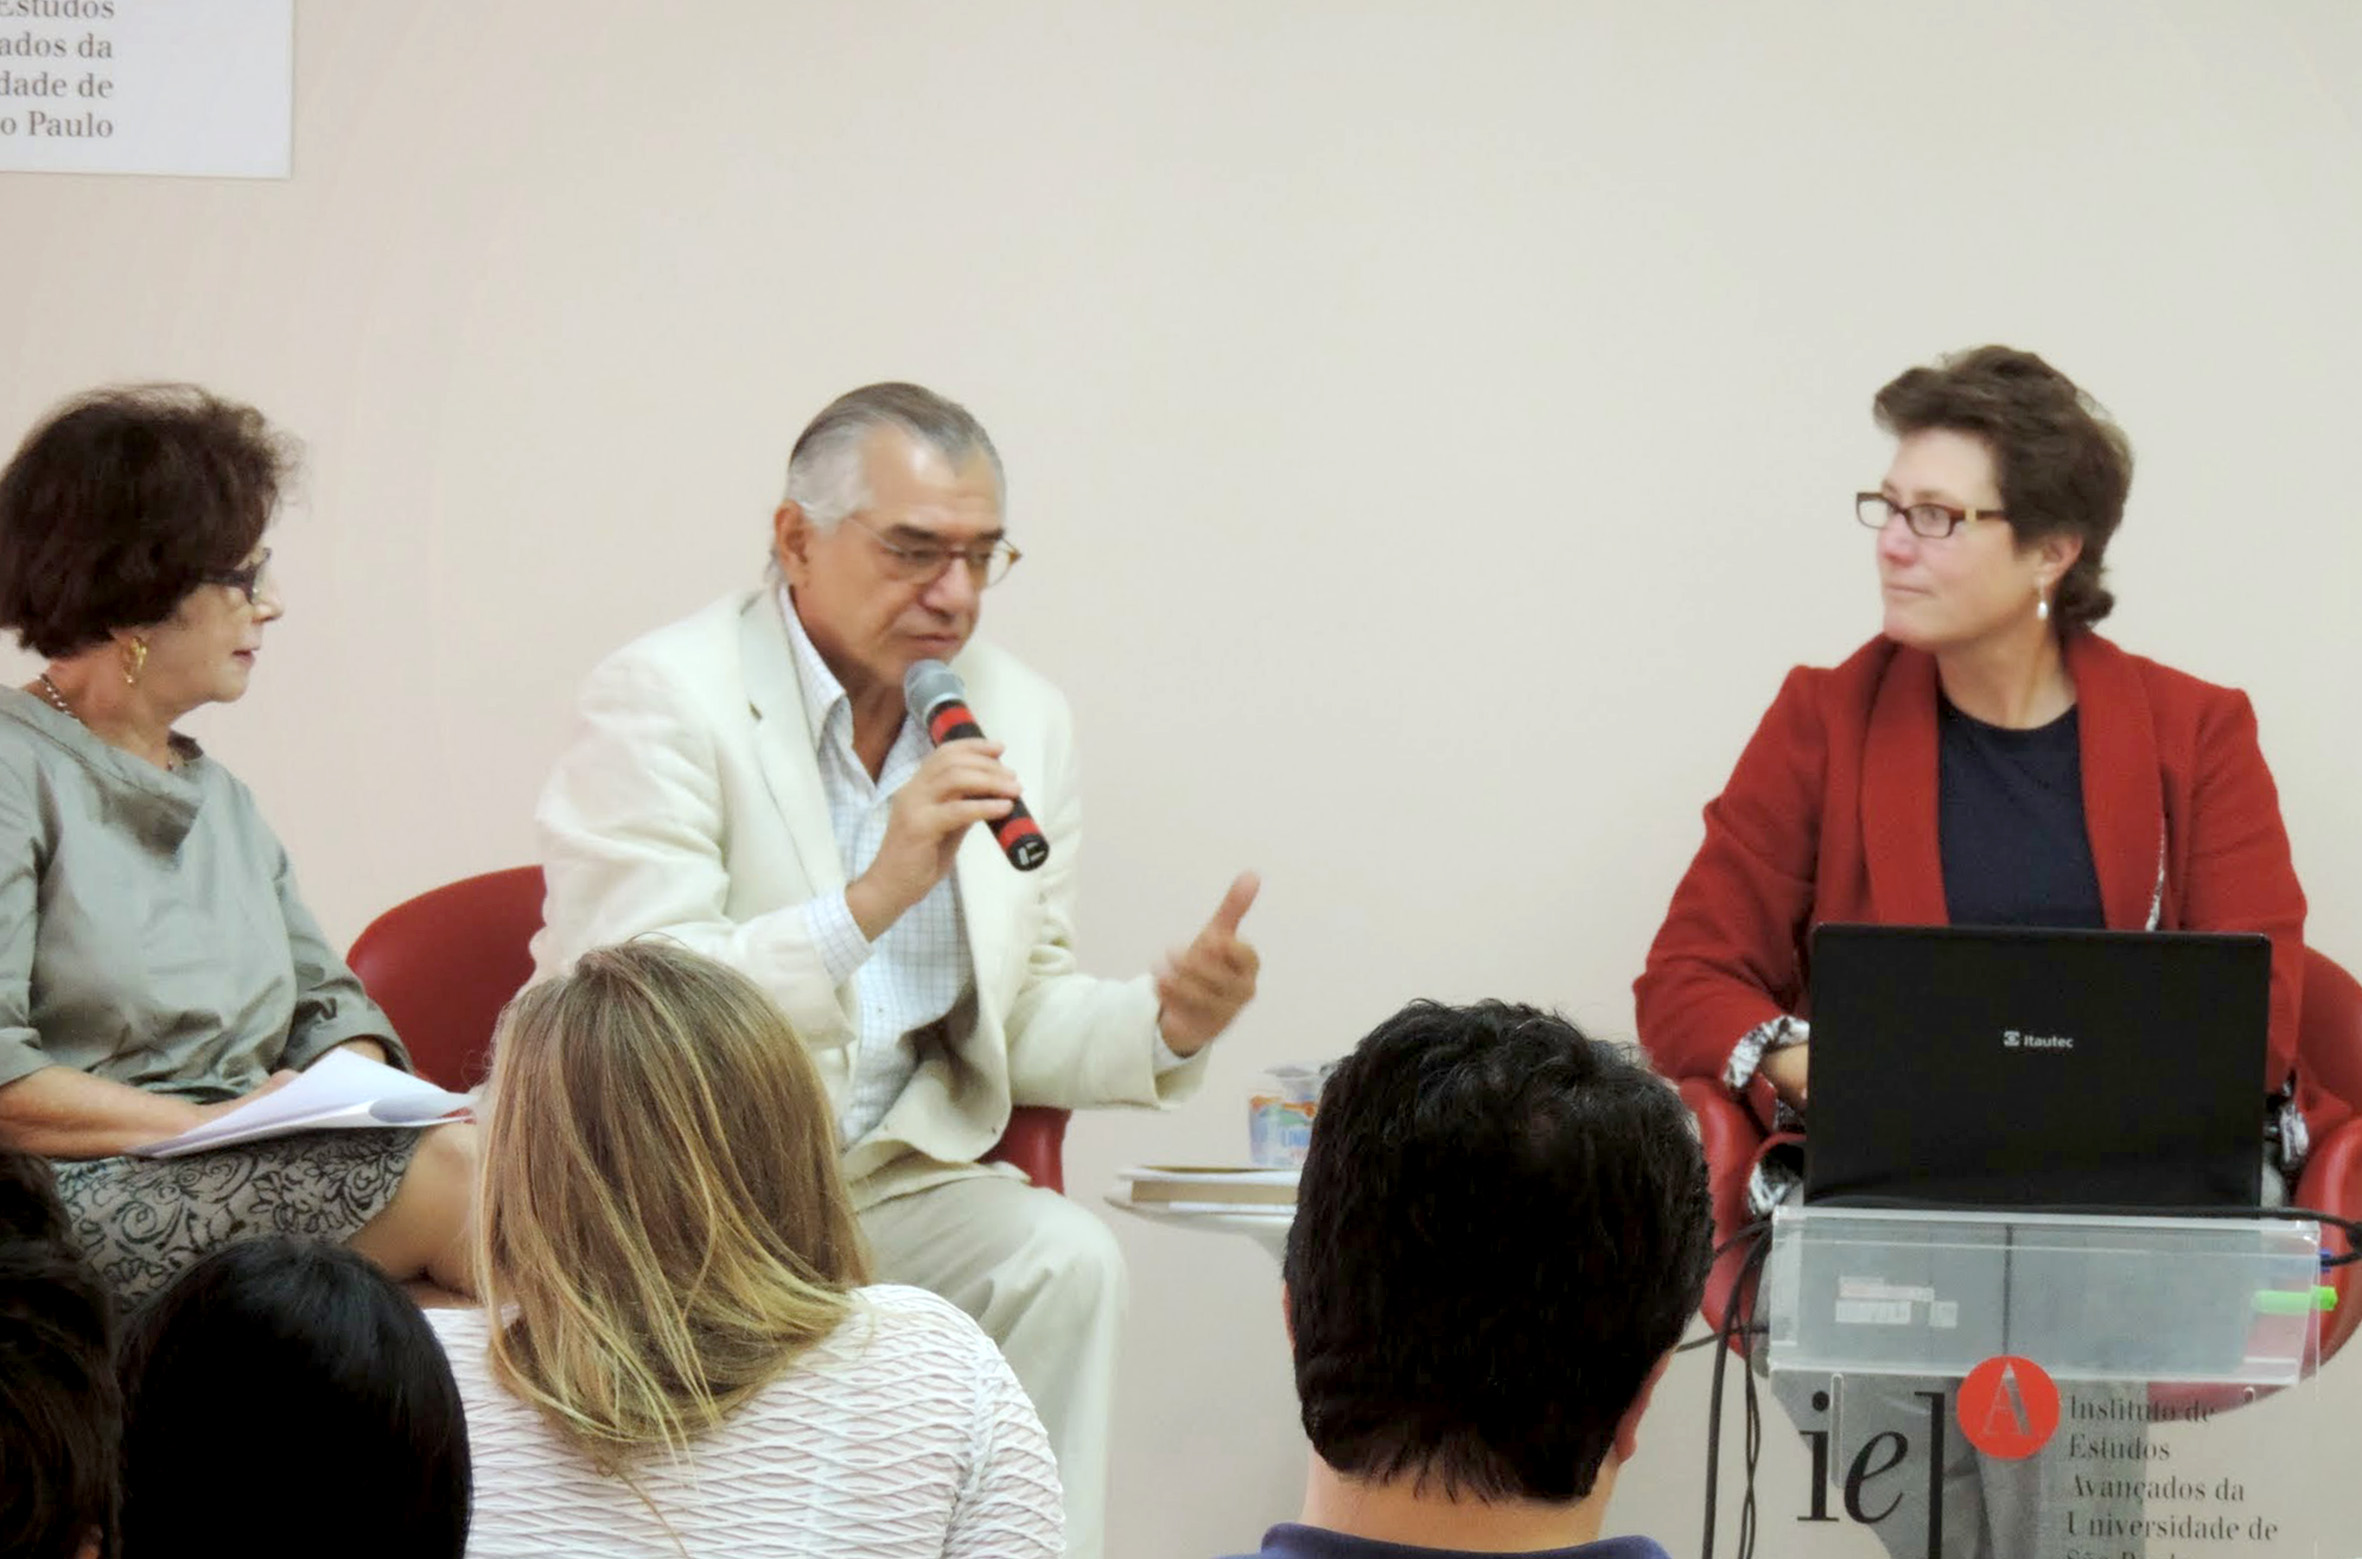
[1219,1523,1673,1559]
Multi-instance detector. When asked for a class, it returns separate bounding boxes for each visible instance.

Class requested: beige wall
[3,3,2358,1553]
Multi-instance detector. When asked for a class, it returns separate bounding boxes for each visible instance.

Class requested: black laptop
[1803,924,2270,1210]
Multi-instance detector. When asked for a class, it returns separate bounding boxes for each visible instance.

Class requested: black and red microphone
[903,659,1049,872]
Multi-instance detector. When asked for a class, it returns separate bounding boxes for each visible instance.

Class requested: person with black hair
[1228,1000,1711,1559]
[116,1236,471,1559]
[0,1146,118,1559]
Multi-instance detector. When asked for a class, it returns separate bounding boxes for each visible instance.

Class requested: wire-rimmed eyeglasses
[846,517,1021,588]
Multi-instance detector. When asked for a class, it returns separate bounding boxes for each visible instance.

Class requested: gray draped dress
[0,691,420,1302]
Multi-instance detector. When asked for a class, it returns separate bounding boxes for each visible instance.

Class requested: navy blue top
[1221,1525,1672,1559]
[1936,697,2106,931]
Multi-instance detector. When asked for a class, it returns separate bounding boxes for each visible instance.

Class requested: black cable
[1699,1219,1772,1559]
[1731,1215,1779,1559]
[1681,1228,1776,1360]
[1698,1233,1745,1559]
[1673,1223,1775,1354]
[1738,1229,1766,1559]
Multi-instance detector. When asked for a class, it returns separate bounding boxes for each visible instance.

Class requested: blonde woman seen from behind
[428,942,1064,1558]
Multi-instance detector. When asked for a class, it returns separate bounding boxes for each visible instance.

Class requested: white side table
[1104,1189,1293,1263]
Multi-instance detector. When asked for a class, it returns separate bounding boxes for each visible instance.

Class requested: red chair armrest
[1678,1077,1768,1346]
[2294,1118,2362,1363]
[982,1106,1070,1196]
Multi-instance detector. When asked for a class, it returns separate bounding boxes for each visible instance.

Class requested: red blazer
[1635,631,2341,1151]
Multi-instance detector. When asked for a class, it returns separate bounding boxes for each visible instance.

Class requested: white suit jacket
[532,589,1204,1205]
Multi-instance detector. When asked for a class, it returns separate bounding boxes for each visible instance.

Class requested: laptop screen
[1803,924,2269,1210]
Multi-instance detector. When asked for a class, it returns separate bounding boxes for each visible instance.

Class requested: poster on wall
[0,0,292,179]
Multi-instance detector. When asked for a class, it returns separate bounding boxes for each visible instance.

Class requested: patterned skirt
[52,1127,422,1307]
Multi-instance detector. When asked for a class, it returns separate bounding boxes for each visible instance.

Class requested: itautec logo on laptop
[2002,1030,2075,1051]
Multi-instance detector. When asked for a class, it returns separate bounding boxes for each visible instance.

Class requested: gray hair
[780,382,1004,531]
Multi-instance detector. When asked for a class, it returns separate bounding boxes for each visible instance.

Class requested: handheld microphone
[903,659,1049,872]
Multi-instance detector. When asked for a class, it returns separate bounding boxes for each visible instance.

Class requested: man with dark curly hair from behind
[1226,1000,1710,1559]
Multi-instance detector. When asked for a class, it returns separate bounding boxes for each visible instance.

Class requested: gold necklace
[35,673,179,772]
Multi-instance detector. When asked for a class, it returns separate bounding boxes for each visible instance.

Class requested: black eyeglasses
[845,518,1021,589]
[1855,493,2006,540]
[201,548,272,604]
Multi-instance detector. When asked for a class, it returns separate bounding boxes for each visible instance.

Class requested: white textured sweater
[430,1284,1064,1558]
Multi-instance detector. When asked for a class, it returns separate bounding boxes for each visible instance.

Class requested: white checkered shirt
[782,590,1191,1148]
[782,591,972,1148]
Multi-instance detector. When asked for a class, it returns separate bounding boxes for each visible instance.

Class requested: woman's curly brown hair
[0,384,289,657]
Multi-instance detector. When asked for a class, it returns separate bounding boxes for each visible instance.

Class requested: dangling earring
[2035,587,2050,624]
[121,636,148,687]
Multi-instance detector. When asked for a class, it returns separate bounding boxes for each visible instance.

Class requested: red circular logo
[1956,1354,2061,1459]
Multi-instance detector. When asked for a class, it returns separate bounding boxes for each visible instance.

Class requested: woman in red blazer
[1636,346,2336,1218]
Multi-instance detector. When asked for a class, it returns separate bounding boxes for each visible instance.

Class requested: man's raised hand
[1155,872,1262,1055]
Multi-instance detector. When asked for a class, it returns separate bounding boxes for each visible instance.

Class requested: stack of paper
[130,1050,474,1160]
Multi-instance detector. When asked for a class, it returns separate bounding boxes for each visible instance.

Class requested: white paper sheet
[129,1049,472,1160]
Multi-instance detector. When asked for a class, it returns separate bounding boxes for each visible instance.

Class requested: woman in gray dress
[0,384,476,1304]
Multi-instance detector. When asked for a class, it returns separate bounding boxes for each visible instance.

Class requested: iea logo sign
[1957,1354,2061,1459]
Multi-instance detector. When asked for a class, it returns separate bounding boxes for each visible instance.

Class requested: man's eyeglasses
[201,549,273,604]
[1855,493,2006,540]
[846,517,1021,588]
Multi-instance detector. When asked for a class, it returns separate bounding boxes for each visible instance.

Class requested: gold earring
[122,637,148,687]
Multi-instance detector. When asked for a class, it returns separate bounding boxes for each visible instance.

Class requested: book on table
[1118,1166,1298,1211]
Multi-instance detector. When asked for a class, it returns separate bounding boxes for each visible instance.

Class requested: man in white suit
[533,382,1261,1558]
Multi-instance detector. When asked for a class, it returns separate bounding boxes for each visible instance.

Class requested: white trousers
[860,1173,1126,1559]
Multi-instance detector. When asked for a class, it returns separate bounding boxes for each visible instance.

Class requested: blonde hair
[474,941,870,1471]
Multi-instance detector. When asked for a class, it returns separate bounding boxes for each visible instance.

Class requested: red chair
[2289,947,2362,1362]
[1677,1075,1771,1352]
[1679,946,2362,1368]
[346,866,1071,1193]
[347,866,544,1093]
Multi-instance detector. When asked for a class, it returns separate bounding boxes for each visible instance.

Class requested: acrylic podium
[1758,1204,2329,1559]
